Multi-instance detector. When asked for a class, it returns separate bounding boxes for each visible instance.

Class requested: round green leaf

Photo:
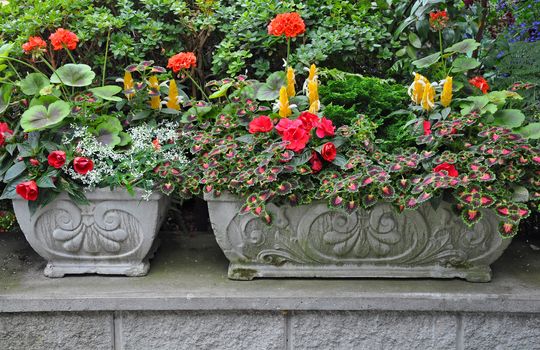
[518,123,540,139]
[493,109,525,128]
[50,64,96,87]
[412,52,440,69]
[450,57,480,73]
[89,85,123,101]
[444,39,480,54]
[19,73,50,95]
[20,100,71,132]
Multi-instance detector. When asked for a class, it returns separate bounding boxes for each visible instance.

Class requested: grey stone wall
[1,310,539,350]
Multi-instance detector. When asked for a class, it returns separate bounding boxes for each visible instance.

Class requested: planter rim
[13,187,164,203]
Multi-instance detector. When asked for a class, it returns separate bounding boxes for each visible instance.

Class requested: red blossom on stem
[249,115,274,134]
[469,76,490,94]
[47,151,66,169]
[22,36,47,55]
[16,180,38,201]
[321,142,337,162]
[73,157,94,175]
[167,52,197,73]
[49,28,79,51]
[433,162,459,177]
[268,12,306,38]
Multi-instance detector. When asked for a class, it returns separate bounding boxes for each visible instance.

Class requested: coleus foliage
[176,67,540,239]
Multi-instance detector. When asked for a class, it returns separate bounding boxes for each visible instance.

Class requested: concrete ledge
[0,232,540,314]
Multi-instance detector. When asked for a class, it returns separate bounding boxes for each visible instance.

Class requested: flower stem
[6,61,22,80]
[185,70,208,101]
[102,28,112,87]
[286,37,291,66]
[439,30,447,76]
[63,45,77,64]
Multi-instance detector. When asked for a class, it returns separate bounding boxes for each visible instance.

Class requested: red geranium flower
[469,76,490,94]
[309,151,323,173]
[73,157,94,175]
[47,151,66,169]
[423,120,432,136]
[0,122,13,147]
[298,111,319,131]
[16,180,38,201]
[49,28,79,51]
[167,52,197,73]
[22,36,47,55]
[277,119,310,152]
[429,10,449,30]
[321,142,337,162]
[433,162,459,177]
[316,117,335,138]
[268,12,306,38]
[249,115,274,134]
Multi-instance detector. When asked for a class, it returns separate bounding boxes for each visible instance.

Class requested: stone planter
[13,188,169,277]
[205,192,511,282]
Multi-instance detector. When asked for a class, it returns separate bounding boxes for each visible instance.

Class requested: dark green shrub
[319,72,409,126]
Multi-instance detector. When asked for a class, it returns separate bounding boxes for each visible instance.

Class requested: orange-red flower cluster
[469,76,490,94]
[268,12,306,38]
[49,28,79,51]
[0,122,13,147]
[167,52,197,73]
[429,10,449,31]
[22,36,47,55]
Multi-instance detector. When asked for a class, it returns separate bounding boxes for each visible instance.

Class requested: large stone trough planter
[205,192,511,282]
[13,188,169,277]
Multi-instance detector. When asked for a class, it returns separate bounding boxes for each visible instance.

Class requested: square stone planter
[12,188,169,277]
[205,192,511,282]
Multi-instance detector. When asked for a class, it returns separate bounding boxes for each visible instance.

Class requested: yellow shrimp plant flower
[148,75,161,110]
[440,76,453,108]
[166,79,180,110]
[286,66,296,97]
[278,86,292,118]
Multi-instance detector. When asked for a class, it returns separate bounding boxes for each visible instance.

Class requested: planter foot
[462,266,492,283]
[42,262,151,278]
[228,265,258,280]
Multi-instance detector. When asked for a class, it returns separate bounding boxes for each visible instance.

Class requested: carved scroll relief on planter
[221,201,501,267]
[33,200,143,259]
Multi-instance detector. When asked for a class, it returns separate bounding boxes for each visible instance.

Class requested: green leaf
[89,85,123,101]
[461,96,490,115]
[20,100,71,132]
[444,39,480,54]
[29,95,60,108]
[291,150,312,166]
[36,174,56,188]
[50,64,96,87]
[493,109,526,128]
[19,73,50,96]
[0,177,27,200]
[412,52,440,69]
[93,116,123,147]
[208,82,233,99]
[518,123,540,139]
[0,84,12,114]
[118,132,132,146]
[256,71,286,101]
[0,43,13,62]
[408,32,422,49]
[450,57,480,73]
[4,162,26,182]
[332,154,348,167]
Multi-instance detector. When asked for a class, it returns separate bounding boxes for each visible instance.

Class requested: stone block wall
[1,310,539,350]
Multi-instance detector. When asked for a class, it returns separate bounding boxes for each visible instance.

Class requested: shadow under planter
[205,192,511,282]
[12,188,169,277]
